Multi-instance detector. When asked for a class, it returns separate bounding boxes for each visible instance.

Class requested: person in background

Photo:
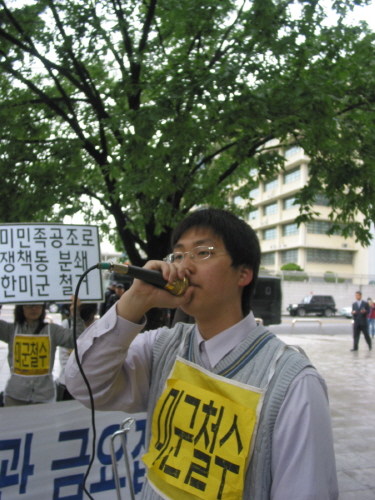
[367,298,375,339]
[351,291,372,351]
[56,303,98,401]
[99,281,117,317]
[106,282,126,309]
[0,298,84,406]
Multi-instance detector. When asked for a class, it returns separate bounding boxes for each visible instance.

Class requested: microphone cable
[70,261,188,498]
[72,264,98,500]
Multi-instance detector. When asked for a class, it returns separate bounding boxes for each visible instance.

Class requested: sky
[332,0,375,30]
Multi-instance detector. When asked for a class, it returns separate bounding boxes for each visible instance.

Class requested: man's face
[173,227,252,321]
[355,293,362,301]
[116,286,125,297]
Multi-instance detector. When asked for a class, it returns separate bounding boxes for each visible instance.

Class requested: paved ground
[272,317,375,500]
[1,307,374,499]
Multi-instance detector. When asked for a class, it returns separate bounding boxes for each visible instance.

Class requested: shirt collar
[195,312,258,369]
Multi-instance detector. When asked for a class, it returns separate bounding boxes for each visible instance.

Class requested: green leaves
[1,0,375,262]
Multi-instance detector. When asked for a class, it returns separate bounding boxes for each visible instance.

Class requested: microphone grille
[165,277,190,296]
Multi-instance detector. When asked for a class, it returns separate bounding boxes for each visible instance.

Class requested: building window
[249,187,259,198]
[283,166,301,184]
[261,252,275,265]
[264,178,278,192]
[283,196,298,210]
[314,193,329,206]
[248,209,259,220]
[307,220,330,234]
[263,202,278,216]
[285,145,302,158]
[281,249,298,263]
[307,248,353,264]
[307,220,343,235]
[263,227,277,240]
[282,223,299,236]
[307,220,352,237]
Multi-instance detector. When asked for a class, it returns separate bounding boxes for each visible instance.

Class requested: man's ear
[238,266,253,287]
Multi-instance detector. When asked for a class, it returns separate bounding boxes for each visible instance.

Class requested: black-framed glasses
[163,246,226,264]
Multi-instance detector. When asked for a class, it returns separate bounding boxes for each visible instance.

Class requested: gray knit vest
[141,322,312,500]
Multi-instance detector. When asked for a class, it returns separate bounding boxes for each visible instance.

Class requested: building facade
[239,142,369,278]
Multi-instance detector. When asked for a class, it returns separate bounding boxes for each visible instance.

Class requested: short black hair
[171,208,261,316]
[79,303,98,323]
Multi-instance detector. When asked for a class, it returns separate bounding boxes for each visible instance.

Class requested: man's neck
[196,309,245,340]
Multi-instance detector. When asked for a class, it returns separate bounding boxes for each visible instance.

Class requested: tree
[324,271,345,283]
[1,0,375,265]
[280,263,303,272]
[280,262,308,281]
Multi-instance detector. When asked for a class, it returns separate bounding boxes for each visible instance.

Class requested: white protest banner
[0,401,147,499]
[0,224,103,303]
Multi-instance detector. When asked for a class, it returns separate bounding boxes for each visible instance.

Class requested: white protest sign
[0,401,147,499]
[0,224,103,303]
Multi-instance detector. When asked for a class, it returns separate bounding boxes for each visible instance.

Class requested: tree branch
[0,59,100,159]
[77,186,111,211]
[90,3,128,81]
[217,134,275,184]
[111,0,143,110]
[47,0,100,99]
[139,0,157,53]
[191,141,239,176]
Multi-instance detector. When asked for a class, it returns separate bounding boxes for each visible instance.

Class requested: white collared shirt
[195,313,258,369]
[66,308,338,500]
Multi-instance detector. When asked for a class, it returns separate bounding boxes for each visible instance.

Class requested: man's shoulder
[251,326,311,369]
[155,322,194,345]
[268,333,314,370]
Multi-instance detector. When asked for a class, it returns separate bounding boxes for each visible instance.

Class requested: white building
[239,142,369,278]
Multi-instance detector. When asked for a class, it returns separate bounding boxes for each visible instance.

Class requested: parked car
[287,295,337,317]
[46,302,60,313]
[45,302,71,315]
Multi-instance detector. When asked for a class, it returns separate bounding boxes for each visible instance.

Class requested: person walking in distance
[351,291,372,351]
[367,298,375,339]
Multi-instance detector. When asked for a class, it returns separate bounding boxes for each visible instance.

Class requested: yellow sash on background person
[13,333,51,376]
[143,357,264,500]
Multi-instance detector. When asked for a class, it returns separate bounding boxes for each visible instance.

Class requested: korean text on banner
[0,224,103,303]
[144,358,262,500]
[0,401,147,500]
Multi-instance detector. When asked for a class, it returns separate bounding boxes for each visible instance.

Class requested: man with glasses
[66,208,338,500]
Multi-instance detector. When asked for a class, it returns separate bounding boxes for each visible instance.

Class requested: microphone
[97,262,189,296]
